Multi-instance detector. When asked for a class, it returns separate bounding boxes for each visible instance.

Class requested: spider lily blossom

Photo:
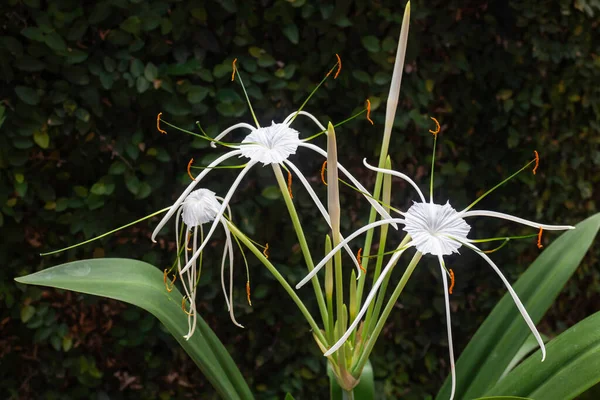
[152,58,395,280]
[298,127,574,399]
[175,188,243,338]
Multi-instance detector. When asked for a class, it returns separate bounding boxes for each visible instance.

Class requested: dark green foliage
[1,0,598,399]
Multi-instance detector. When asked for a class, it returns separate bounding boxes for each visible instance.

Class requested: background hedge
[1,0,598,399]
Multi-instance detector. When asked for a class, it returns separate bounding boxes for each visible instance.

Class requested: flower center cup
[181,189,222,226]
[403,202,471,256]
[240,122,300,165]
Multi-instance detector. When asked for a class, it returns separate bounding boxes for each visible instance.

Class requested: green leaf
[21,305,36,323]
[261,186,280,200]
[15,86,40,105]
[15,259,254,400]
[282,24,299,44]
[44,32,67,52]
[33,130,50,149]
[361,36,380,53]
[436,213,600,400]
[485,311,600,399]
[144,62,158,81]
[120,16,142,36]
[474,397,533,400]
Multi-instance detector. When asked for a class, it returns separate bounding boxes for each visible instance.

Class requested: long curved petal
[299,142,398,228]
[180,162,257,275]
[459,210,574,231]
[323,243,412,356]
[210,122,256,148]
[284,110,327,132]
[222,220,244,328]
[466,242,546,361]
[284,160,363,279]
[151,150,243,242]
[363,158,427,204]
[296,218,406,289]
[438,255,456,400]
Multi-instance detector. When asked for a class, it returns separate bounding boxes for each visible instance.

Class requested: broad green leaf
[436,213,600,400]
[485,311,600,399]
[474,397,533,400]
[15,86,40,105]
[15,259,254,400]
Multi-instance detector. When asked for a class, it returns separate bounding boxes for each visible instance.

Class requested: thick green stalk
[227,222,328,347]
[353,251,422,375]
[325,235,335,343]
[327,122,347,368]
[364,235,412,338]
[271,163,329,327]
[362,157,394,332]
[356,2,411,305]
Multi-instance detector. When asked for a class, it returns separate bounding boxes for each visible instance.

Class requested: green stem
[227,222,328,347]
[271,164,329,327]
[364,235,411,339]
[353,251,422,375]
[342,389,355,400]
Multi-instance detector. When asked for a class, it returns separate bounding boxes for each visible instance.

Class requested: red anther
[448,269,455,295]
[537,227,544,249]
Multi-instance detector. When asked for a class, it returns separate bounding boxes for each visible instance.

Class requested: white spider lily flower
[152,68,395,281]
[175,188,243,339]
[299,129,574,399]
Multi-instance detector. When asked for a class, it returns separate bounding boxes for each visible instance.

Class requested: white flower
[174,188,243,339]
[153,104,393,282]
[298,145,574,400]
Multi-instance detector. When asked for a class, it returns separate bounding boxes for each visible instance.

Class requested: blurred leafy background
[1,0,598,399]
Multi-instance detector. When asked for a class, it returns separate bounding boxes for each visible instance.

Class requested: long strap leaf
[16,259,254,400]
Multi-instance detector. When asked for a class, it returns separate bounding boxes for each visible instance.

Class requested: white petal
[180,162,257,275]
[299,143,398,228]
[284,160,363,279]
[363,159,427,204]
[324,244,412,356]
[459,210,574,231]
[438,255,456,400]
[296,218,406,289]
[466,242,546,361]
[210,122,256,148]
[151,150,243,242]
[283,110,327,132]
[222,220,244,328]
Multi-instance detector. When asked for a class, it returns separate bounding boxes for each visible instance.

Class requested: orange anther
[181,296,194,316]
[366,99,374,125]
[187,158,195,181]
[429,117,440,136]
[164,269,177,292]
[157,112,167,134]
[356,248,366,274]
[186,231,193,251]
[334,54,342,79]
[320,161,328,186]
[533,150,540,175]
[448,269,455,295]
[263,243,269,259]
[231,58,237,82]
[537,227,544,249]
[246,281,252,306]
[287,170,293,199]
